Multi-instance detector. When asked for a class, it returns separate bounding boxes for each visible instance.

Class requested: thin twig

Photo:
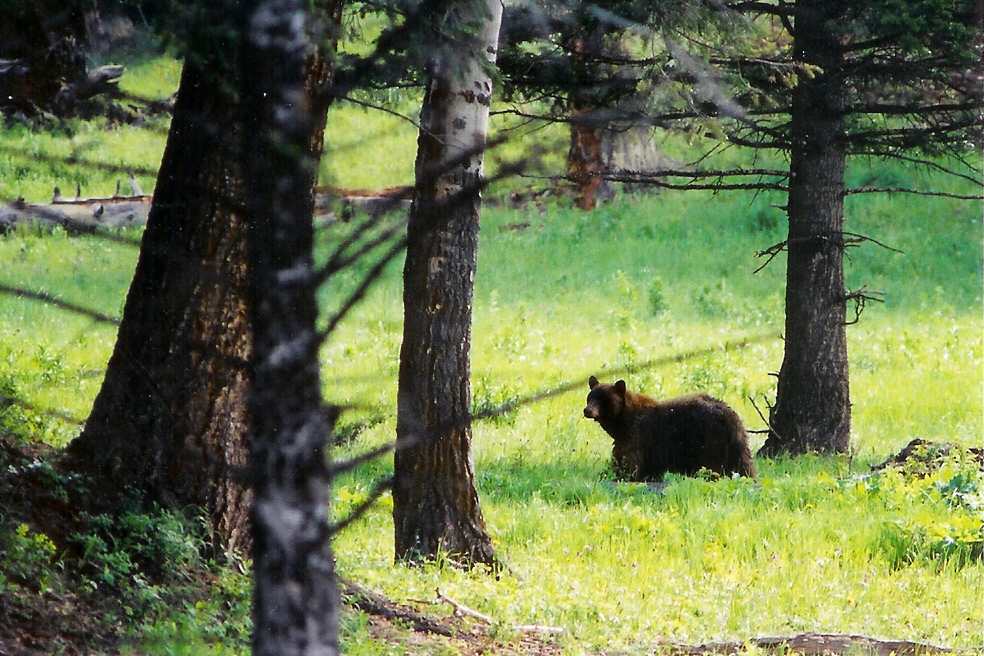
[845,186,983,200]
[435,589,565,634]
[754,240,787,274]
[841,231,904,254]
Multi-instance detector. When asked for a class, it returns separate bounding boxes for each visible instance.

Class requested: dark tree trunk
[67,3,338,559]
[761,0,851,456]
[67,60,254,557]
[240,0,343,653]
[393,0,503,568]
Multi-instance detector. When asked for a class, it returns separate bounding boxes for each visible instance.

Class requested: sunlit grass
[318,174,982,653]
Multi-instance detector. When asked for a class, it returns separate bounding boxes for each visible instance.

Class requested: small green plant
[0,521,58,594]
[647,277,669,317]
[0,374,47,446]
[693,280,738,318]
[473,376,520,425]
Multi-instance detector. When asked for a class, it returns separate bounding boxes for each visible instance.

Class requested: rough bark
[67,60,254,557]
[241,1,343,653]
[67,4,338,560]
[761,0,851,456]
[393,0,503,568]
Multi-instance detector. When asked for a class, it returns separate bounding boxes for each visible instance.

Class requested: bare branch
[844,287,886,326]
[319,235,408,342]
[315,211,408,286]
[748,396,773,435]
[847,152,983,187]
[754,240,787,274]
[845,187,983,201]
[0,284,121,325]
[327,476,394,535]
[435,589,565,634]
[841,231,904,254]
[336,95,423,132]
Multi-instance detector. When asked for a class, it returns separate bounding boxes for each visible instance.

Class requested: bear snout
[583,406,597,419]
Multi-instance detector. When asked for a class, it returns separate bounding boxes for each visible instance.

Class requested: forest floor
[1,434,971,656]
[0,439,121,655]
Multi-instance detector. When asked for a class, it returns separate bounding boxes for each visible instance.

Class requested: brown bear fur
[583,376,756,482]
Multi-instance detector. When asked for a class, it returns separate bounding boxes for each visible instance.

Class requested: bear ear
[588,375,599,389]
[614,380,627,394]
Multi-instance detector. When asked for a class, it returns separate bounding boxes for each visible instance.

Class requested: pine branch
[845,187,983,201]
[847,151,983,186]
[726,1,796,17]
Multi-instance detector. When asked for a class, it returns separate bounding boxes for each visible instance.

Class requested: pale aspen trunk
[394,0,504,568]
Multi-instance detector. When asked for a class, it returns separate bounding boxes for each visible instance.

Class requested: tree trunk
[567,31,612,211]
[67,5,338,559]
[568,108,606,211]
[67,60,254,557]
[761,0,851,456]
[240,1,343,653]
[393,0,503,568]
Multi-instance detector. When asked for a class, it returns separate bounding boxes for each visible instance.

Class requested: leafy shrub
[0,375,47,446]
[79,507,204,584]
[0,520,58,594]
[872,450,984,570]
[70,505,207,621]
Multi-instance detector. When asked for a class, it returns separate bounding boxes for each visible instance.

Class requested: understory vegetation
[0,54,981,655]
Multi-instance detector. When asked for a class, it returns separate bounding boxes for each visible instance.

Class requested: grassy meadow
[0,53,982,655]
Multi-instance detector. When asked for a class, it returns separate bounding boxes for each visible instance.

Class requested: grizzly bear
[583,376,756,482]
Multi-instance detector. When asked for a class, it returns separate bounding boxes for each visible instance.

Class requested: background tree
[393,0,504,568]
[757,0,852,454]
[0,0,125,116]
[540,0,981,454]
[497,1,740,209]
[67,0,341,559]
[728,0,983,455]
[498,1,647,209]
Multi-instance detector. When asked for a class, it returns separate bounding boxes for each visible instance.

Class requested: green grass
[321,172,982,652]
[0,51,981,654]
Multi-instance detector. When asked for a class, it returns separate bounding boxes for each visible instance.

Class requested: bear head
[583,375,627,423]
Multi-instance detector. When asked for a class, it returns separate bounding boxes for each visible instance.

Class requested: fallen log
[0,184,418,236]
[658,633,957,656]
[0,194,150,234]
